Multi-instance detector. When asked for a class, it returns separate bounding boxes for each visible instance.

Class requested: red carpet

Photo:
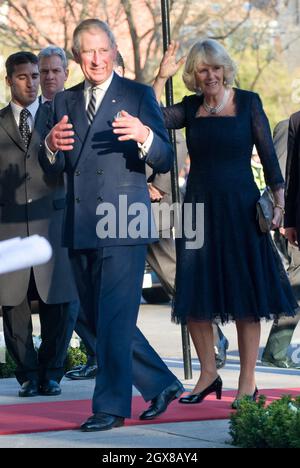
[0,388,299,436]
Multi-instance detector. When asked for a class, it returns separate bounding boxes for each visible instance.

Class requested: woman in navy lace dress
[153,39,297,408]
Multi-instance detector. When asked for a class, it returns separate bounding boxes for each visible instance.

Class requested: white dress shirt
[10,98,39,130]
[84,73,114,113]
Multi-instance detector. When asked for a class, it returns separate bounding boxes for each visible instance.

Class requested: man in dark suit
[0,52,78,397]
[267,118,300,369]
[39,19,183,432]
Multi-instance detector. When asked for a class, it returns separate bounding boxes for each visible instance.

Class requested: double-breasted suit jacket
[39,73,174,248]
[0,104,77,306]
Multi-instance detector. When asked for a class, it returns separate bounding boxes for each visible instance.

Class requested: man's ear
[5,76,11,87]
[72,48,80,64]
[64,68,70,81]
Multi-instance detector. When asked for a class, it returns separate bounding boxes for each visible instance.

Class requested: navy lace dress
[162,88,297,324]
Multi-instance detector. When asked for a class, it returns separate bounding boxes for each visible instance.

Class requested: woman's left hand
[271,206,284,230]
[158,41,186,80]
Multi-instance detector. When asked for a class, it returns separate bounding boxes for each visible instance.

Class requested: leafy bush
[230,394,300,448]
[0,352,17,378]
[64,345,87,372]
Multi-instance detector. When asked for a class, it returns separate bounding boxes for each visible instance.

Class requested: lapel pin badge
[112,99,116,103]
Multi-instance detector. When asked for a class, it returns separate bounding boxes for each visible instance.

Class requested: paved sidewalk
[0,304,299,448]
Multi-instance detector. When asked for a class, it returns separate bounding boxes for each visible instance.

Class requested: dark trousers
[69,245,176,418]
[2,271,75,385]
[68,236,177,360]
[70,235,227,366]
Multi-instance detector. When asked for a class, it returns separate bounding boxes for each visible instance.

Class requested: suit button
[26,154,30,159]
[75,171,81,176]
[27,175,31,181]
[75,197,81,203]
[27,198,32,204]
[97,196,103,202]
[97,170,103,175]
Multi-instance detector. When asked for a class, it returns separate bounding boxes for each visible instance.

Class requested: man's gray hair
[38,46,68,69]
[72,19,117,53]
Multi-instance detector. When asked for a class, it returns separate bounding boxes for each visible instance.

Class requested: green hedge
[0,352,17,378]
[229,395,300,448]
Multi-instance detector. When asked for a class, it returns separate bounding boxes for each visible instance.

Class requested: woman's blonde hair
[183,38,237,93]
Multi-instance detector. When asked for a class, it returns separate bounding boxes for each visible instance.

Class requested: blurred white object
[70,333,81,349]
[32,335,42,351]
[0,235,52,275]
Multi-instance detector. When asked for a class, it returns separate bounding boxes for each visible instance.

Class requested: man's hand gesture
[46,115,75,152]
[112,111,150,144]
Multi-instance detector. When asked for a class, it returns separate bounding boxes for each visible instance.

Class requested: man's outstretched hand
[112,110,150,144]
[46,115,75,152]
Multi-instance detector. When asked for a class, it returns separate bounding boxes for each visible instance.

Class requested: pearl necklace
[203,88,230,115]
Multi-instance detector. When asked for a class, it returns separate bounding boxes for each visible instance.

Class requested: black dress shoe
[139,380,184,420]
[179,376,223,404]
[81,413,125,432]
[19,380,39,398]
[65,364,98,380]
[39,380,61,396]
[215,336,229,369]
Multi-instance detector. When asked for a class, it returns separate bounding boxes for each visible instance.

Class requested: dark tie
[87,87,97,125]
[19,108,31,148]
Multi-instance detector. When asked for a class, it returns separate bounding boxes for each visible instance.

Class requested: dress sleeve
[161,98,187,129]
[251,93,285,191]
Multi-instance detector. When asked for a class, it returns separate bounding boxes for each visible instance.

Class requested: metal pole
[160,0,193,380]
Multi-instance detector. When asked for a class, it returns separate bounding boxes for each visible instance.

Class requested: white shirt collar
[10,98,40,125]
[84,72,114,93]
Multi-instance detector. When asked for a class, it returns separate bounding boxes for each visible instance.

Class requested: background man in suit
[265,118,300,369]
[38,46,69,104]
[39,19,183,432]
[0,52,78,398]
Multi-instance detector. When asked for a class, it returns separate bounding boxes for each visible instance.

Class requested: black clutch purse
[256,187,274,233]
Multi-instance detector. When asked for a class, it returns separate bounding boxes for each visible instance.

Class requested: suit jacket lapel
[27,103,50,152]
[67,82,89,143]
[69,74,126,168]
[0,105,26,151]
[90,73,126,131]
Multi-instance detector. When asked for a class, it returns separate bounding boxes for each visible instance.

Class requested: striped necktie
[19,108,31,148]
[87,87,97,125]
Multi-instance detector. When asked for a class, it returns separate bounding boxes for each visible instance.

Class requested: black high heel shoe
[231,387,258,410]
[179,376,223,404]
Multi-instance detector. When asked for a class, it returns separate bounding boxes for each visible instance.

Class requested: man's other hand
[285,227,298,247]
[112,110,150,144]
[46,115,75,152]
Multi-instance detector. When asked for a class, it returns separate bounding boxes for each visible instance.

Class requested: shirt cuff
[45,136,58,164]
[137,127,153,160]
